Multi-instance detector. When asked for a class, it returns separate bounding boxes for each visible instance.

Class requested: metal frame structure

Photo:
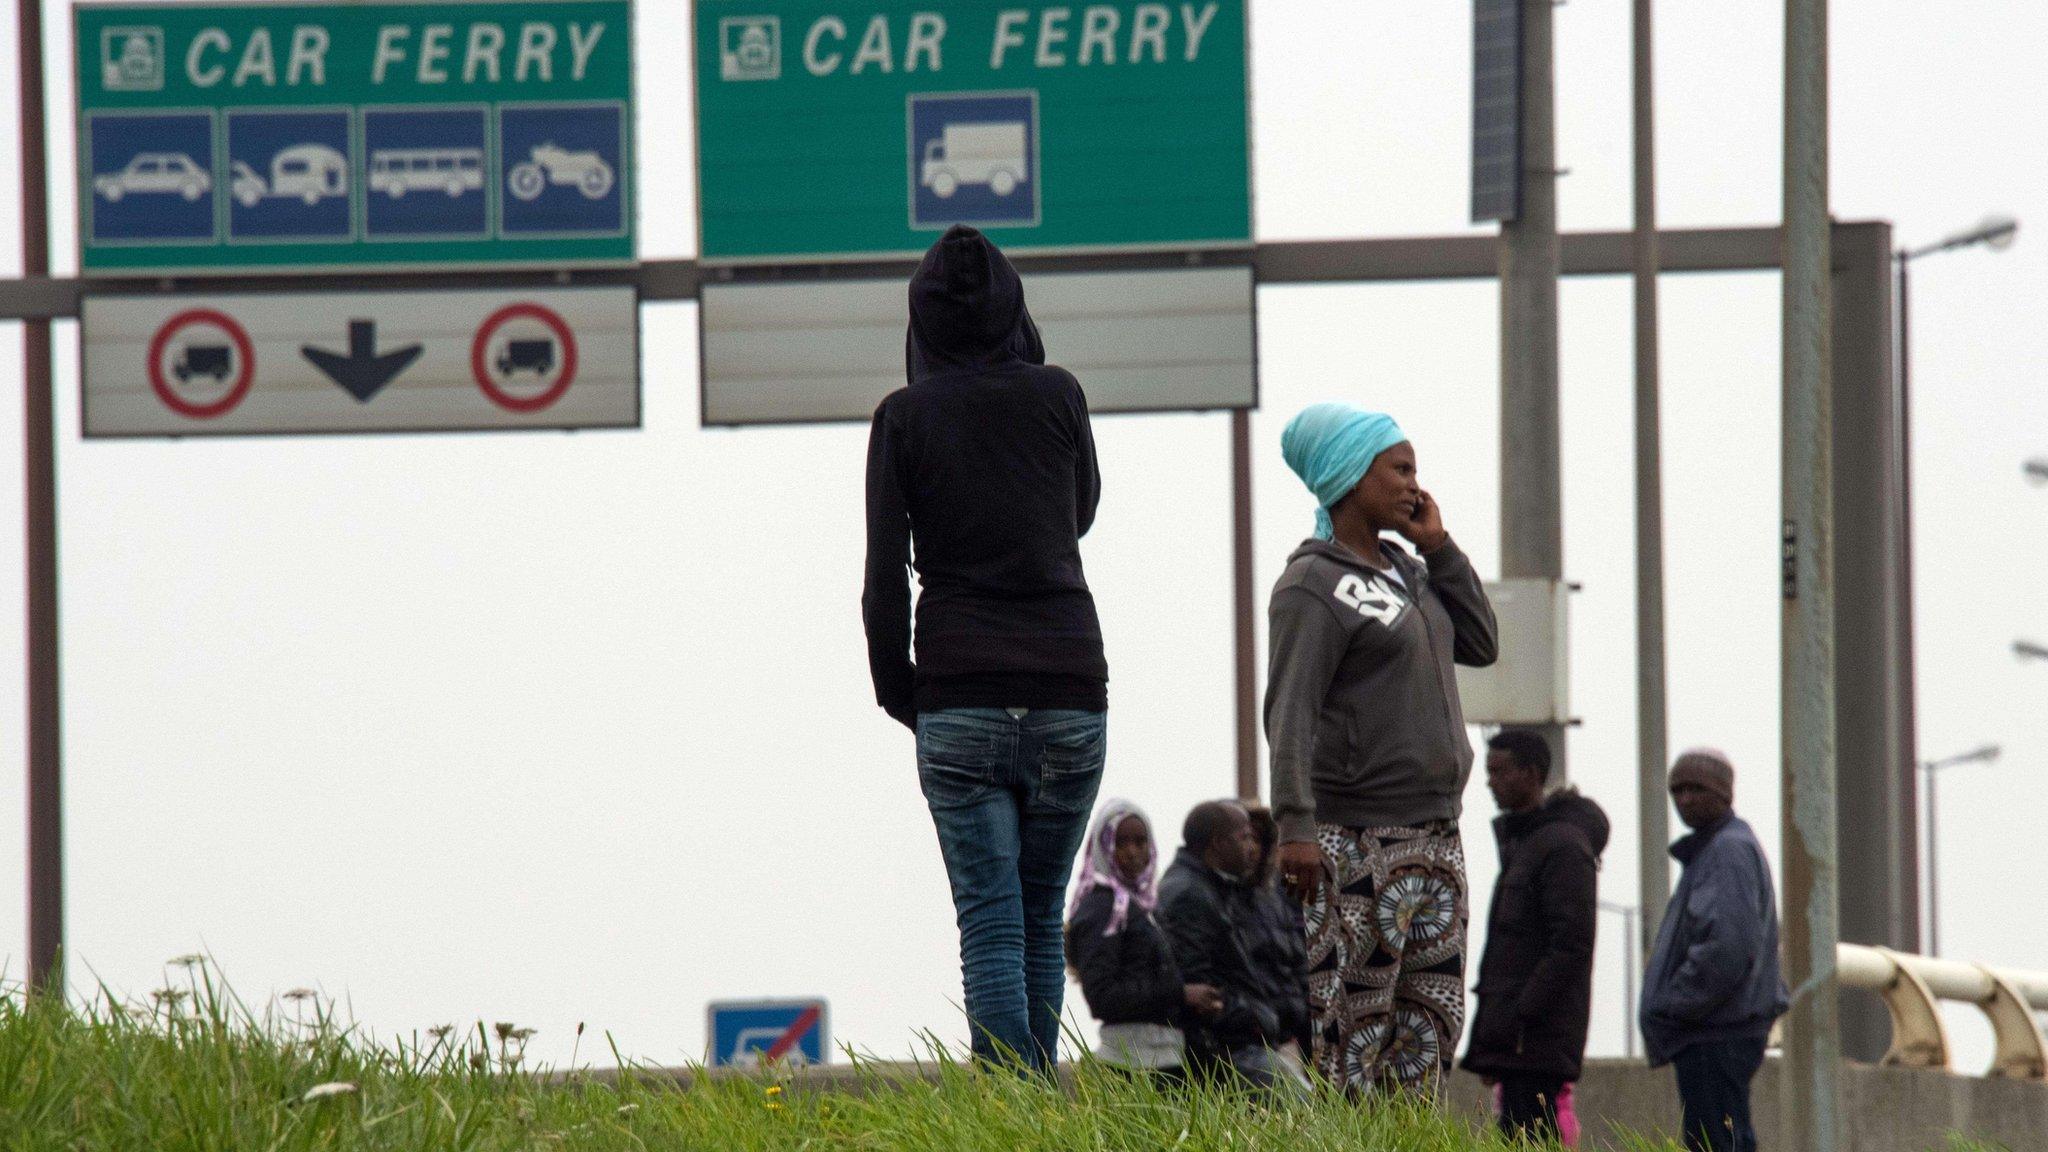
[6,223,1917,1017]
[1,226,1807,318]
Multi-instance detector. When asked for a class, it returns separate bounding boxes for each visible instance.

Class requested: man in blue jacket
[1640,750,1790,1152]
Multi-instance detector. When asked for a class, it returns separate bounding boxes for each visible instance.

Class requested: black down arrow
[301,320,424,402]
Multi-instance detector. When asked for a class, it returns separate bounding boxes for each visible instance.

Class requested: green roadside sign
[75,0,633,275]
[693,1,1250,262]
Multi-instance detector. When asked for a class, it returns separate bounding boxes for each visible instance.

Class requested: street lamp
[1903,215,2020,261]
[2026,459,2048,486]
[2016,640,2048,662]
[1892,217,2023,906]
[1922,743,2002,957]
[1599,901,1640,1060]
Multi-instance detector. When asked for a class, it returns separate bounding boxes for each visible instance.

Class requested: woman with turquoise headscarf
[1263,403,1499,1099]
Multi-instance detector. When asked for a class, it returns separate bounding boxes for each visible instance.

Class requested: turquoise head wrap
[1280,404,1409,541]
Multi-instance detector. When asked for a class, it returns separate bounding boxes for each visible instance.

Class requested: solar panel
[1471,0,1522,223]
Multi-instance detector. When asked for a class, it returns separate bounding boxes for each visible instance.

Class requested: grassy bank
[0,963,2004,1151]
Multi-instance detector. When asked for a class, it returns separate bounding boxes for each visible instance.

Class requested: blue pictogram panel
[364,107,490,240]
[497,103,626,238]
[908,92,1040,231]
[706,1000,828,1068]
[88,112,216,243]
[227,110,354,242]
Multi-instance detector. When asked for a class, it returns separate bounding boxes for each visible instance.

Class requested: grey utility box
[1456,579,1570,726]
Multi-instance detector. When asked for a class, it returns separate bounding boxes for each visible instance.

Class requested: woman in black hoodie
[863,226,1108,1072]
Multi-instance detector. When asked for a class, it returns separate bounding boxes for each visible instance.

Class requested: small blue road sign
[707,999,829,1068]
[87,111,216,244]
[497,103,627,238]
[227,110,354,242]
[364,107,490,240]
[908,92,1040,232]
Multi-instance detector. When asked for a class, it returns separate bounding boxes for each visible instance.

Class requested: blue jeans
[917,707,1107,1071]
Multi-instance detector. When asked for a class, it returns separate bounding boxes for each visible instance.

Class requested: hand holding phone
[1400,489,1449,554]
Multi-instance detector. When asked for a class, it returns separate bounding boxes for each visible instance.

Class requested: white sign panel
[1456,579,1571,726]
[83,286,638,437]
[700,266,1256,425]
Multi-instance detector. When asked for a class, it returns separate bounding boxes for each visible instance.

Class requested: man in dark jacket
[864,225,1108,1072]
[1157,801,1309,1090]
[1640,750,1790,1152]
[1462,729,1607,1142]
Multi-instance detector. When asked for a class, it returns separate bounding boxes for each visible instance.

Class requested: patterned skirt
[1303,820,1469,1096]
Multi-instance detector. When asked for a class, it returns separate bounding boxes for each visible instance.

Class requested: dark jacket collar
[1670,812,1737,865]
[1492,803,1548,846]
[1170,846,1247,890]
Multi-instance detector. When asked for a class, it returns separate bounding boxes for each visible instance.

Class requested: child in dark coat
[1066,800,1222,1074]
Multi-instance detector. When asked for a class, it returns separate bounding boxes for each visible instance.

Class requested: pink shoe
[1556,1081,1581,1147]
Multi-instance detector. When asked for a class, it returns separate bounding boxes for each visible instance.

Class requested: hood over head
[1546,788,1611,859]
[905,225,1045,382]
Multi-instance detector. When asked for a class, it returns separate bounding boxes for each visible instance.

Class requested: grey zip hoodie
[1264,537,1499,843]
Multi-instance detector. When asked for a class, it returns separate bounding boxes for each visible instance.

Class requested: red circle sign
[146,309,255,419]
[470,302,579,413]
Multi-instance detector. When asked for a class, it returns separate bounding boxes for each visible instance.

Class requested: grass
[0,960,2015,1151]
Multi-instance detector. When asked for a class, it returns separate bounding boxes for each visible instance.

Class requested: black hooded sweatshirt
[863,226,1106,726]
[1462,789,1610,1081]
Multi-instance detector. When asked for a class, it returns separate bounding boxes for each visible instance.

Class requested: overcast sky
[0,0,2043,1073]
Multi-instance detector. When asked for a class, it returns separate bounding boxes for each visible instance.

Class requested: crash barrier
[1839,942,2048,1080]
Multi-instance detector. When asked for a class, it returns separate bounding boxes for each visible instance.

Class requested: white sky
[0,0,2044,1072]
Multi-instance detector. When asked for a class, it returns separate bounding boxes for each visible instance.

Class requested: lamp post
[1898,218,2019,435]
[1600,901,1641,1059]
[1895,215,2016,964]
[1921,743,2002,957]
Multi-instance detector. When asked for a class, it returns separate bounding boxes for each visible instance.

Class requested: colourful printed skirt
[1304,819,1469,1095]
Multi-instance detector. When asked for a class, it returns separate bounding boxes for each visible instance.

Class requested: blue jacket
[1639,814,1790,1066]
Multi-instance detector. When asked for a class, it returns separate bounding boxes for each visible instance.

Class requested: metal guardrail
[1839,943,2048,1079]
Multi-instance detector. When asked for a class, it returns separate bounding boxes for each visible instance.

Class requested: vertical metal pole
[17,0,64,991]
[1623,906,1639,1060]
[1782,0,1842,1142]
[1630,0,1671,954]
[1924,763,1938,957]
[1232,409,1258,801]
[1499,0,1564,772]
[1830,221,1907,1061]
[1894,252,1923,954]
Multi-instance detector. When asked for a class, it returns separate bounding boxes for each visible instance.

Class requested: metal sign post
[1632,0,1672,959]
[1498,0,1566,779]
[1781,0,1844,1144]
[19,0,63,994]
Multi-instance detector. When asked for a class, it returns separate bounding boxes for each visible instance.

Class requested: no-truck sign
[83,286,638,437]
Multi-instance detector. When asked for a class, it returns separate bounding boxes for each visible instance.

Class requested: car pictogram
[94,153,211,202]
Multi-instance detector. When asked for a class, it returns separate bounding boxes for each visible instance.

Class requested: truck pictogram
[919,122,1028,199]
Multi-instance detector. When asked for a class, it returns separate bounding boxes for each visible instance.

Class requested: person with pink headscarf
[1065,800,1223,1075]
